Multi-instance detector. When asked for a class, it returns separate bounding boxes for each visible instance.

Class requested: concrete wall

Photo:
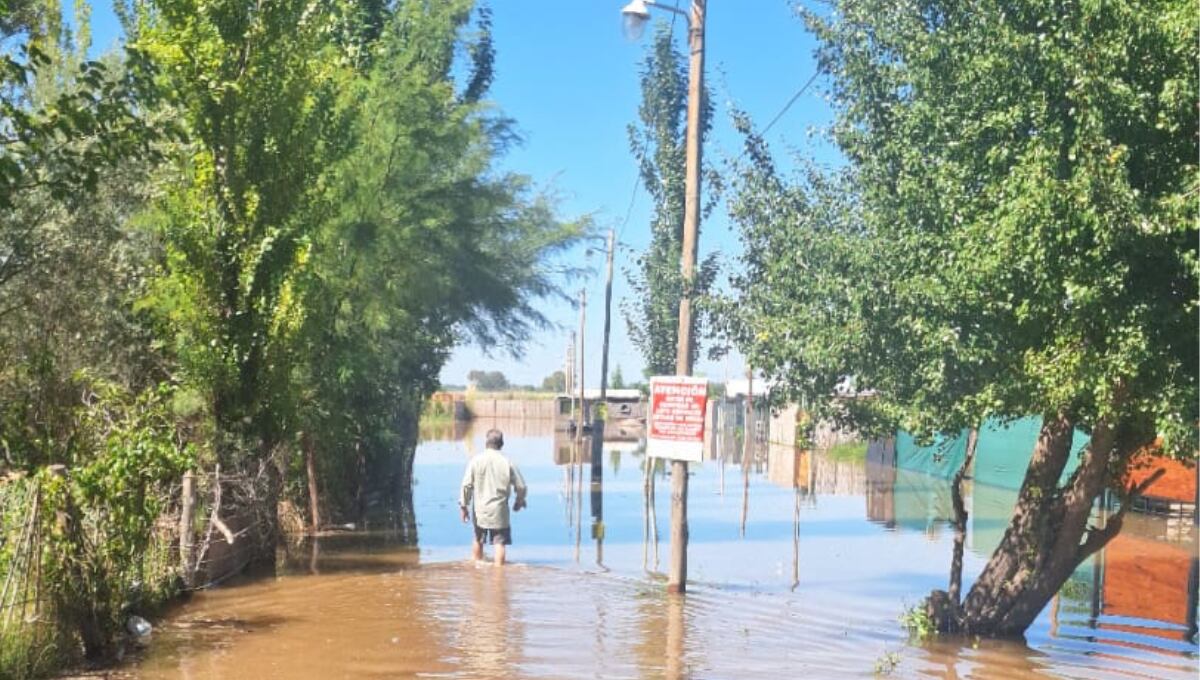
[767,403,858,450]
[467,399,557,420]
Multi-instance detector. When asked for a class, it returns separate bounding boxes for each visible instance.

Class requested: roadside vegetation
[717,0,1196,637]
[825,441,867,463]
[0,0,580,674]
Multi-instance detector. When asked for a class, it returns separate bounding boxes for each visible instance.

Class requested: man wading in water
[459,429,528,565]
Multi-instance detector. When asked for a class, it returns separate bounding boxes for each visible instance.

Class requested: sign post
[648,376,708,462]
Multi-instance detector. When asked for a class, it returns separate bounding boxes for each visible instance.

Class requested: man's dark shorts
[474,525,512,545]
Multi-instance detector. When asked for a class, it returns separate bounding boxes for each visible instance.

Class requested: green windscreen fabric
[895,430,969,479]
[969,481,1019,558]
[973,417,1089,490]
[892,468,955,534]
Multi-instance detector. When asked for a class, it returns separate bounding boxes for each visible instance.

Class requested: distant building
[554,389,646,440]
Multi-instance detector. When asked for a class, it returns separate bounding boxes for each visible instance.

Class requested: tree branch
[1075,467,1165,563]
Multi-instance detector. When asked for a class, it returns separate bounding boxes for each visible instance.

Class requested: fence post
[179,470,196,588]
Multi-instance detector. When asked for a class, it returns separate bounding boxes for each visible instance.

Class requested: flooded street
[114,419,1197,679]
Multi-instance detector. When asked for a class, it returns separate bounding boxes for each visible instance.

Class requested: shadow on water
[114,416,1198,679]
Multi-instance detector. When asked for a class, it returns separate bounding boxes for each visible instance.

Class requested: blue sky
[447,1,840,388]
[85,1,840,389]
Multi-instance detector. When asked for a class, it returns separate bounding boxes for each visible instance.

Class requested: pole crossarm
[645,0,690,22]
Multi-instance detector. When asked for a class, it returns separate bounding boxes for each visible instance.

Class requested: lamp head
[621,0,651,40]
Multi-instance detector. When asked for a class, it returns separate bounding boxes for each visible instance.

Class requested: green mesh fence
[896,417,1090,489]
[895,429,969,479]
[973,417,1089,490]
[892,467,956,535]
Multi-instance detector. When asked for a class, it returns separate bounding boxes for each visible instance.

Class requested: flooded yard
[111,419,1197,678]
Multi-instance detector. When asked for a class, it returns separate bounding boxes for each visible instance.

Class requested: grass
[873,651,901,676]
[900,603,936,640]
[826,441,868,462]
[0,626,70,680]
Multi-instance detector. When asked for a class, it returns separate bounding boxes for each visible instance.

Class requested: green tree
[623,23,717,376]
[0,6,192,662]
[469,370,511,391]
[541,370,567,392]
[0,3,172,472]
[726,0,1197,636]
[0,1,163,212]
[287,0,583,524]
[133,0,358,472]
[611,364,626,390]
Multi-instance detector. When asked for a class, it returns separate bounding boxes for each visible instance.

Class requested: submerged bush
[0,377,194,672]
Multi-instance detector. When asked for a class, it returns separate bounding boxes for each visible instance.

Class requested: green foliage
[0,5,171,474]
[284,0,583,520]
[469,370,511,391]
[722,0,1197,636]
[0,21,168,211]
[873,651,901,675]
[725,0,1197,458]
[900,604,935,640]
[541,370,567,392]
[610,365,626,390]
[132,0,359,455]
[0,0,581,670]
[421,400,456,422]
[826,441,867,462]
[623,24,718,376]
[0,377,193,668]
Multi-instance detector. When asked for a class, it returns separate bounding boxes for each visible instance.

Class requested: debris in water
[127,615,152,638]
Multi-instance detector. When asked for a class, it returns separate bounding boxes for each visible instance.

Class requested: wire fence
[0,464,275,675]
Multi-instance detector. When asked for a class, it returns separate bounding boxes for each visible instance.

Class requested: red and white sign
[647,376,708,462]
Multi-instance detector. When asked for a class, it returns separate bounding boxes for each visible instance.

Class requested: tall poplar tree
[623,23,717,376]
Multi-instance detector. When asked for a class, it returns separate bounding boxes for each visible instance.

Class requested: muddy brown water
[105,419,1196,679]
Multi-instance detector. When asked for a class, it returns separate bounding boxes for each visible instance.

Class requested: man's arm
[459,461,474,523]
[510,463,528,511]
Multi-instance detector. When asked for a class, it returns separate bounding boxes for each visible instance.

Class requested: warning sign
[647,376,708,462]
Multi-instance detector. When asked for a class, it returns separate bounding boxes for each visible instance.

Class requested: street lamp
[621,0,691,39]
[620,0,706,596]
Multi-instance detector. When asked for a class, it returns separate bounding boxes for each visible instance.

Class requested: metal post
[667,0,705,595]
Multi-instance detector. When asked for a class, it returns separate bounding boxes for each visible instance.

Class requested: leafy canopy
[724,0,1197,458]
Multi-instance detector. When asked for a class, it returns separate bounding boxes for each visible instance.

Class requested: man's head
[485,429,504,450]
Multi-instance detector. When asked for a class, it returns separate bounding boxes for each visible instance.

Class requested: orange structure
[1100,532,1196,641]
[1124,444,1197,505]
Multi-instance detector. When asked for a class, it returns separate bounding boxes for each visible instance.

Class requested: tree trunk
[948,428,978,605]
[304,432,320,534]
[355,435,366,526]
[927,394,1152,636]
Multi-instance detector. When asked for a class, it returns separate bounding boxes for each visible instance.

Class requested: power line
[615,169,640,246]
[758,69,821,138]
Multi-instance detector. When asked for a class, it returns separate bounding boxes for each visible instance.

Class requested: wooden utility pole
[576,289,587,448]
[743,366,754,472]
[667,0,705,595]
[592,230,615,475]
[591,230,616,565]
[566,333,575,403]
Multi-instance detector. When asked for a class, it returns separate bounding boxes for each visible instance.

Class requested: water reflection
[118,418,1197,679]
[458,567,520,677]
